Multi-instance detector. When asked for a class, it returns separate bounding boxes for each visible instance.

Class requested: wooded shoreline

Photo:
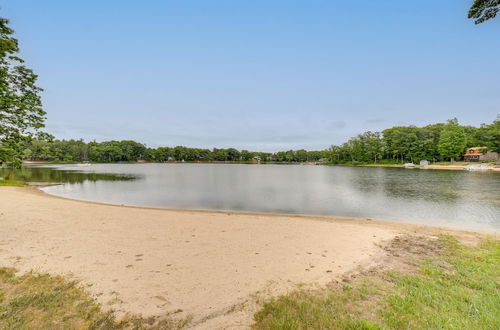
[12,116,498,168]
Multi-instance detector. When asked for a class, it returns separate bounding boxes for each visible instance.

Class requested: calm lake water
[2,163,499,232]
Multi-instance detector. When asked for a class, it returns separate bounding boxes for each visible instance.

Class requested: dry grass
[0,268,191,329]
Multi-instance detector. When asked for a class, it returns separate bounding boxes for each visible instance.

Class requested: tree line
[21,139,327,163]
[20,116,499,164]
[327,117,499,164]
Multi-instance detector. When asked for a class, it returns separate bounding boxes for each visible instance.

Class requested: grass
[252,236,500,330]
[0,268,191,329]
[0,179,24,186]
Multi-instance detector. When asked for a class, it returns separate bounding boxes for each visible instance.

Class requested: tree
[0,18,46,167]
[438,119,467,162]
[360,131,384,163]
[119,140,146,161]
[477,115,500,163]
[469,0,500,24]
[382,126,423,163]
[226,148,240,161]
[240,150,252,161]
[295,149,308,162]
[420,123,445,162]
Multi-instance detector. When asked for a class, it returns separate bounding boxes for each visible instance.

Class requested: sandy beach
[0,187,488,329]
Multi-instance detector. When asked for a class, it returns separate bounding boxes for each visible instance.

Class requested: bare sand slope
[0,187,446,328]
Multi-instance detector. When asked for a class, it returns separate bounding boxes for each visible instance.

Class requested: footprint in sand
[153,295,168,302]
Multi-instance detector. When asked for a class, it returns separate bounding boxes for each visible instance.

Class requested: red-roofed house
[464,147,499,162]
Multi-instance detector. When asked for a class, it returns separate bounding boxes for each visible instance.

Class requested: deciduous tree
[438,119,467,162]
[0,18,46,167]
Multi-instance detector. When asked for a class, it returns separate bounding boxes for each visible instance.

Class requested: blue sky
[3,1,499,151]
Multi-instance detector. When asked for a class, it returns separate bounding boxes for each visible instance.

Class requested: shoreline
[360,163,500,171]
[21,160,500,172]
[33,185,496,235]
[0,187,494,328]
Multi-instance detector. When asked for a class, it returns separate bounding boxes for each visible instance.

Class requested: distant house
[464,147,499,162]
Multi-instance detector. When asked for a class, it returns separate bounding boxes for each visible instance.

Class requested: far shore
[20,159,500,172]
[0,186,493,329]
[360,162,500,171]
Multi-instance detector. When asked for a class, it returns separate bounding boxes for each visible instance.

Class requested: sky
[2,1,499,151]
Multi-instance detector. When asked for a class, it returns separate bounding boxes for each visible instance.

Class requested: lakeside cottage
[464,147,499,162]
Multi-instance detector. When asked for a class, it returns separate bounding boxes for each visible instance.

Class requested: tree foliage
[326,117,497,164]
[20,116,499,165]
[0,18,46,167]
[469,0,500,24]
[437,119,467,161]
[481,115,500,153]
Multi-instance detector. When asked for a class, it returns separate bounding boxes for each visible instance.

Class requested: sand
[0,187,486,329]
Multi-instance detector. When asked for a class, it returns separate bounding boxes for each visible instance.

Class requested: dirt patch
[379,235,445,272]
[336,235,447,285]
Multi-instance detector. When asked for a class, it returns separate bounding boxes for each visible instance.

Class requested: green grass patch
[0,179,24,186]
[252,236,500,330]
[0,268,190,329]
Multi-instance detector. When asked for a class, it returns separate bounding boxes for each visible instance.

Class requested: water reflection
[0,165,135,184]
[3,164,499,232]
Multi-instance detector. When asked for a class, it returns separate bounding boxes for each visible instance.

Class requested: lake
[2,163,499,232]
